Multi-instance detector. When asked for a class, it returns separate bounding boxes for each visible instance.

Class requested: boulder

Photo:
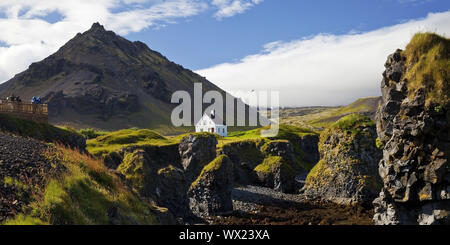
[115,144,192,221]
[257,140,298,193]
[155,165,191,220]
[303,114,383,205]
[254,156,296,193]
[179,134,218,182]
[188,155,234,218]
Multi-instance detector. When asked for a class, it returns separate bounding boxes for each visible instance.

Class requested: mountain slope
[280,96,382,131]
[0,23,244,133]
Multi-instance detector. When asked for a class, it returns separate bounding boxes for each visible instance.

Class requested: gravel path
[232,185,306,213]
[0,133,59,222]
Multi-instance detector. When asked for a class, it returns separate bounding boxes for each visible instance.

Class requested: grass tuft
[403,32,450,107]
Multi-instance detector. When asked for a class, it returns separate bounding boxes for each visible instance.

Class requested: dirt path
[212,185,374,225]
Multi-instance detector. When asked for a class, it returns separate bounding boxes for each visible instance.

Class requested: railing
[0,101,48,115]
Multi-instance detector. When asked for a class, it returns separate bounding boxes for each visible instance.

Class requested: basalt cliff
[373,33,449,225]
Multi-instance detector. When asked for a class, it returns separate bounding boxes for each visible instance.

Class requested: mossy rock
[254,156,296,193]
[304,115,382,204]
[189,155,234,217]
[117,149,150,193]
[191,155,231,189]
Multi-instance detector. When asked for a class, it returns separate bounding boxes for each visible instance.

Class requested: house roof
[197,114,226,126]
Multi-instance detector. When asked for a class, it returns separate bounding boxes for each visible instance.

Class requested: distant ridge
[280,96,382,131]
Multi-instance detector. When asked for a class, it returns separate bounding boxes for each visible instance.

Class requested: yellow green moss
[376,137,385,150]
[254,156,284,174]
[157,165,176,176]
[403,32,450,107]
[306,159,332,187]
[117,150,149,191]
[191,155,228,188]
[254,156,296,178]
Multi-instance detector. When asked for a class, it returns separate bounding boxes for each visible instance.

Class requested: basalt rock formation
[112,134,227,222]
[220,140,264,185]
[373,33,450,225]
[188,155,234,218]
[256,140,298,193]
[302,114,382,205]
[115,144,192,221]
[179,134,218,183]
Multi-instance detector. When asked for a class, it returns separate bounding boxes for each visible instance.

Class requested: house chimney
[211,110,215,119]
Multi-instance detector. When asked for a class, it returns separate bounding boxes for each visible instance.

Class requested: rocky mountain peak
[90,22,105,31]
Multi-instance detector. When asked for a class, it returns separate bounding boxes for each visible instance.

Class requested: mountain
[0,23,247,133]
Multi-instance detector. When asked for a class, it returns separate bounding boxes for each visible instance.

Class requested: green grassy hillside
[2,143,165,225]
[280,96,381,131]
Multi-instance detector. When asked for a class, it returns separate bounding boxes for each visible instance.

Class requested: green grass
[0,113,84,146]
[403,33,449,107]
[331,114,374,132]
[3,214,48,225]
[86,128,175,157]
[308,97,380,128]
[78,128,109,139]
[3,145,161,225]
[220,124,317,147]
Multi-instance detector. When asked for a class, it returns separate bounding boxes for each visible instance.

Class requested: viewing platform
[0,100,48,123]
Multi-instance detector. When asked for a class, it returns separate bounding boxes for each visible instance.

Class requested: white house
[195,110,227,137]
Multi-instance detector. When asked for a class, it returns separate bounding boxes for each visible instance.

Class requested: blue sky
[0,0,448,106]
[124,0,450,70]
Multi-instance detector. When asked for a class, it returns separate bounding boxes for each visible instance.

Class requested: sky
[0,0,449,107]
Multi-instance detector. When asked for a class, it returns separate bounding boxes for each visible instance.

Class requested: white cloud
[196,11,450,107]
[212,0,263,19]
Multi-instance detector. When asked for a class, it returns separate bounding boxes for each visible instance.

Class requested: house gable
[195,114,227,137]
